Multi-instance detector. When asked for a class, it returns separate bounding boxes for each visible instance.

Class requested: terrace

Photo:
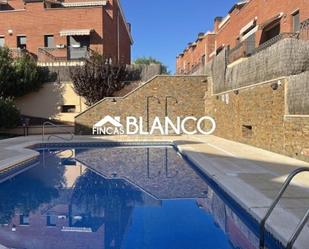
[37,47,92,66]
[228,32,299,64]
[227,16,309,64]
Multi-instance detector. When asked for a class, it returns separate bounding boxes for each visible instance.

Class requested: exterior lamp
[8,29,13,35]
[271,83,279,91]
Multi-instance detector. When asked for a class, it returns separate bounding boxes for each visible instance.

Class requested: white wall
[15,82,87,123]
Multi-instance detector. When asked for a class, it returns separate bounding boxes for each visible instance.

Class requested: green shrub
[0,98,20,129]
[0,47,49,98]
[0,47,15,97]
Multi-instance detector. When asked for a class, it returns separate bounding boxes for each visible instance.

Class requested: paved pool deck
[0,134,308,249]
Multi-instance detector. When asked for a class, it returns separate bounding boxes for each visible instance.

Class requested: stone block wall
[75,76,208,135]
[205,77,309,162]
[287,71,309,115]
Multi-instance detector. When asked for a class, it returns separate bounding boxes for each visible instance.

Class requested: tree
[0,47,15,97]
[14,53,50,97]
[134,56,170,74]
[0,47,51,129]
[70,54,132,106]
[0,47,49,98]
[0,97,20,129]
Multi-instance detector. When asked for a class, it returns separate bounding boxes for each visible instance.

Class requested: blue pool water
[0,144,266,249]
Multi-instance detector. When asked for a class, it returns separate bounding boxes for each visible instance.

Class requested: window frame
[60,105,76,113]
[292,10,300,32]
[17,35,27,49]
[44,34,55,48]
[0,36,4,47]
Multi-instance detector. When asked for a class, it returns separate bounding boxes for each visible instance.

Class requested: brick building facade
[0,0,132,65]
[176,0,309,74]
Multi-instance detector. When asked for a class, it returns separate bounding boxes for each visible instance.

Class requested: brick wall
[75,76,208,135]
[176,0,309,74]
[102,0,131,65]
[215,0,309,49]
[0,3,103,54]
[176,33,215,75]
[0,0,131,64]
[205,77,309,162]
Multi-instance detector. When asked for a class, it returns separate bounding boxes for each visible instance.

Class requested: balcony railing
[37,47,92,64]
[254,32,299,54]
[68,47,90,60]
[228,32,299,64]
[228,42,246,64]
[300,18,309,41]
[38,47,67,62]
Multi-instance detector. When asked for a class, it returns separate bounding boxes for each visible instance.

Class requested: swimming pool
[0,143,280,249]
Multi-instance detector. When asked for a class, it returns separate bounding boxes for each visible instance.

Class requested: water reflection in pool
[0,146,259,249]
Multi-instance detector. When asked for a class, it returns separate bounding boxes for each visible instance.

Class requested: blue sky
[121,0,237,73]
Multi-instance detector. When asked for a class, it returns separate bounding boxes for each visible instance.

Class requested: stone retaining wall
[287,71,309,115]
[75,76,208,135]
[205,77,309,162]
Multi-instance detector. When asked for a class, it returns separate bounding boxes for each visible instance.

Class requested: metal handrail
[287,209,309,249]
[259,167,309,249]
[42,121,74,142]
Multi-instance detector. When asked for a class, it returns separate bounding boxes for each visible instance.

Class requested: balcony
[299,18,309,41]
[228,32,299,64]
[228,42,247,64]
[37,47,91,66]
[255,32,299,53]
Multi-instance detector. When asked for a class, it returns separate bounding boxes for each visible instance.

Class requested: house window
[260,22,280,44]
[61,105,76,113]
[201,54,206,65]
[20,215,30,225]
[292,11,300,32]
[47,215,57,227]
[17,36,27,49]
[0,37,4,47]
[216,45,224,55]
[44,35,54,48]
